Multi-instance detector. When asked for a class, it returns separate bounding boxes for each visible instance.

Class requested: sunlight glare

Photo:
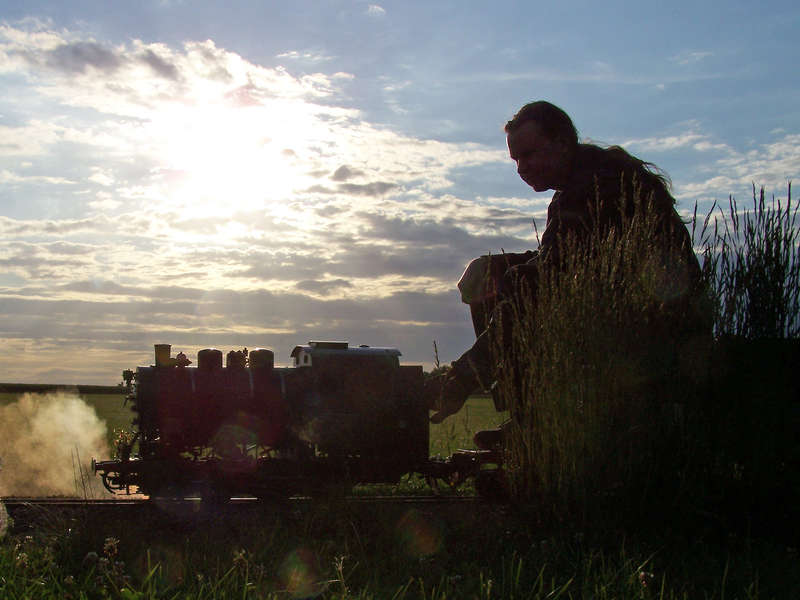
[153,100,318,220]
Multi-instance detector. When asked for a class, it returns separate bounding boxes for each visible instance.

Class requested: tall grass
[699,183,799,339]
[491,184,798,526]
[695,186,800,527]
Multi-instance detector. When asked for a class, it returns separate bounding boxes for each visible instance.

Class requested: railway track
[2,494,485,531]
[2,494,479,508]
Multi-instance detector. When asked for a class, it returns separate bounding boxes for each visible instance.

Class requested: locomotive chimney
[154,344,171,367]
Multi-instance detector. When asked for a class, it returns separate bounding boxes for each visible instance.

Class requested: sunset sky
[1,1,798,383]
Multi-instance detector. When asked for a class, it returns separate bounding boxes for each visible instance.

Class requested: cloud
[673,133,799,202]
[45,40,124,73]
[138,48,181,80]
[622,131,709,152]
[8,34,177,83]
[342,181,398,195]
[618,124,797,205]
[0,169,77,185]
[306,181,398,196]
[670,50,713,65]
[276,50,334,63]
[355,211,526,250]
[0,215,111,236]
[295,278,353,295]
[331,165,363,181]
[1,29,344,125]
[367,5,386,17]
[0,121,71,157]
[87,195,124,211]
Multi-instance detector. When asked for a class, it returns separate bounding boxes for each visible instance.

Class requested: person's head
[505,101,578,192]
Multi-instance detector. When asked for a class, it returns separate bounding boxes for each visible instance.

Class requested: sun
[153,101,315,219]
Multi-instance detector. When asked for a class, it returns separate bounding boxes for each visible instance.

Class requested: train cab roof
[290,341,401,367]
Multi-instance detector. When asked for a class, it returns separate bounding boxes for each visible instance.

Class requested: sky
[0,0,798,384]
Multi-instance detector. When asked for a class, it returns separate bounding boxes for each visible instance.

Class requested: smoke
[0,392,110,497]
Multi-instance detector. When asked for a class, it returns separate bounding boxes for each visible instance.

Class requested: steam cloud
[0,392,110,497]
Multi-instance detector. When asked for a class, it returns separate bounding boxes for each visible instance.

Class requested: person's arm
[426,328,492,423]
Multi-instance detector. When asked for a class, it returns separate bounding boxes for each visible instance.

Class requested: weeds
[699,184,799,338]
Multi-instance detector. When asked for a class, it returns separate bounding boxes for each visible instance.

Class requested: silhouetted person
[427,101,707,424]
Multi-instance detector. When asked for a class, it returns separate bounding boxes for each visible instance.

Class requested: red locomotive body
[93,342,434,499]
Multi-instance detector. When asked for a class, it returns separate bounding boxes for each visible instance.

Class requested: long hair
[585,143,673,197]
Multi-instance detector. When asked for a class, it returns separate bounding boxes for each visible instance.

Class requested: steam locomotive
[92,342,503,500]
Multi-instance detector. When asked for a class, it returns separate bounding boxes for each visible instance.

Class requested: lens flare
[279,547,319,598]
[135,544,185,587]
[396,508,443,557]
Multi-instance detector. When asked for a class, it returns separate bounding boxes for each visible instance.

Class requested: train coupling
[423,448,503,490]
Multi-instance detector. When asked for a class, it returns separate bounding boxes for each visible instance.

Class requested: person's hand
[500,259,539,298]
[424,369,471,424]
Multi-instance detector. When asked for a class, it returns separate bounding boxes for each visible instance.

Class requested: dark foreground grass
[2,499,799,599]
